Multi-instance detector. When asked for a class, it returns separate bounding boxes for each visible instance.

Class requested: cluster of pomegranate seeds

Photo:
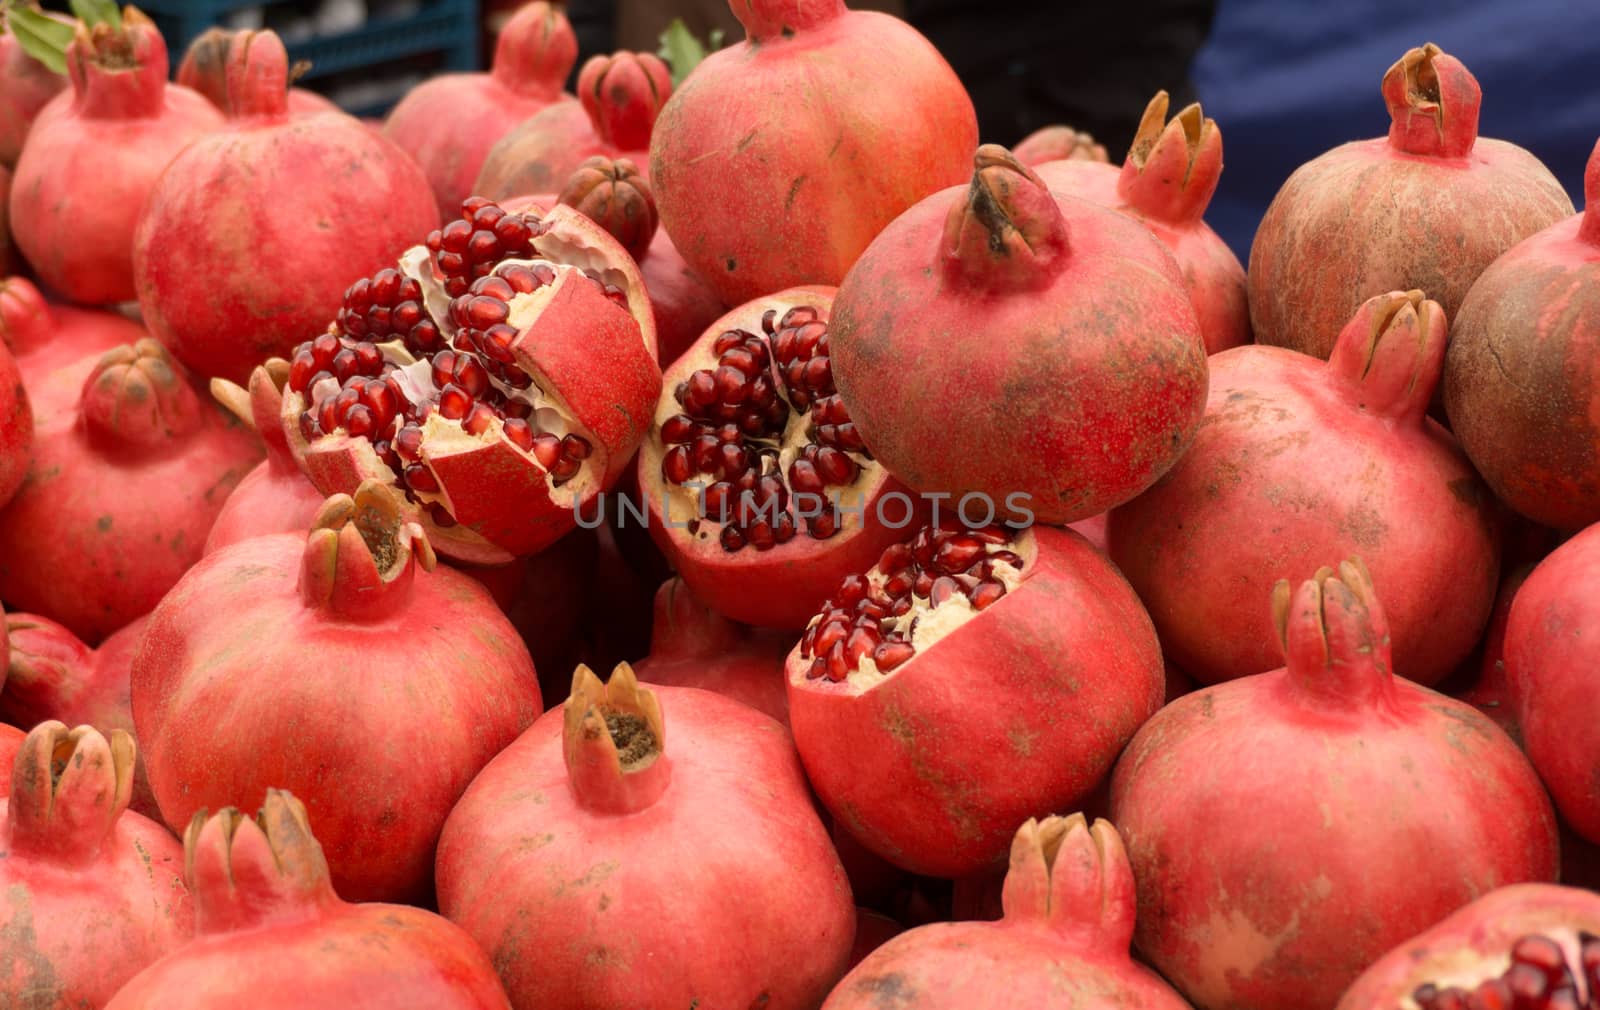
[426,196,542,297]
[800,524,1024,682]
[1411,933,1600,1010]
[337,267,443,356]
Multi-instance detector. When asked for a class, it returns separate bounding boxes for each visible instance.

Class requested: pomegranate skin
[436,666,855,1010]
[0,724,21,787]
[205,362,325,553]
[1249,44,1573,360]
[0,277,147,385]
[1449,562,1535,745]
[825,816,1195,1010]
[176,25,338,120]
[107,791,513,1010]
[788,524,1165,878]
[385,2,578,218]
[0,17,69,166]
[134,29,440,384]
[1107,291,1500,687]
[1110,560,1559,1010]
[649,0,978,305]
[0,165,11,276]
[0,332,28,508]
[133,481,541,903]
[1504,522,1600,846]
[831,146,1207,525]
[0,339,261,643]
[9,12,222,305]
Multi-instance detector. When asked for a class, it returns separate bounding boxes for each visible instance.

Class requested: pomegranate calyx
[0,278,54,357]
[220,29,291,122]
[1,614,96,732]
[562,662,672,815]
[490,1,577,100]
[186,789,339,935]
[80,339,207,453]
[732,0,847,41]
[941,145,1070,293]
[1382,43,1481,159]
[298,479,436,620]
[8,722,136,863]
[1272,556,1397,709]
[67,7,169,120]
[212,360,293,461]
[557,156,659,262]
[1580,137,1600,247]
[576,51,672,152]
[1001,814,1136,951]
[1327,289,1447,422]
[1118,90,1221,225]
[175,26,234,108]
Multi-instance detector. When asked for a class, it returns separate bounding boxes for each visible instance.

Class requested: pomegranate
[1110,559,1559,1010]
[0,10,69,166]
[0,328,28,509]
[826,815,1196,1010]
[436,663,855,1009]
[0,722,191,1008]
[1505,521,1600,846]
[384,1,578,218]
[787,521,1164,878]
[1013,123,1108,165]
[0,339,260,642]
[830,145,1207,525]
[0,164,10,276]
[176,25,338,119]
[132,479,541,902]
[1107,290,1501,687]
[475,50,670,202]
[649,0,977,304]
[0,723,21,788]
[1444,136,1600,531]
[106,790,514,1010]
[848,909,905,970]
[9,10,221,305]
[1249,43,1573,360]
[277,196,660,564]
[632,577,794,724]
[205,361,326,552]
[636,285,919,629]
[0,275,147,385]
[1335,884,1600,1010]
[1450,562,1536,744]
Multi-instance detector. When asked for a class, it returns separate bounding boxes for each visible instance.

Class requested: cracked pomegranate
[177,25,338,118]
[206,361,327,552]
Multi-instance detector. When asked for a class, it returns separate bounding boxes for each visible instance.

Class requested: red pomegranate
[134,28,439,384]
[1335,884,1600,1010]
[0,10,69,166]
[1107,290,1501,687]
[0,723,21,788]
[830,145,1207,525]
[1450,562,1536,744]
[0,723,191,1008]
[176,25,338,119]
[637,285,920,629]
[8,10,221,305]
[1110,559,1559,1010]
[787,522,1164,878]
[437,663,855,1009]
[132,479,541,902]
[106,791,514,1010]
[826,816,1196,1010]
[650,0,977,304]
[848,909,905,970]
[385,1,577,218]
[0,329,28,509]
[0,164,11,276]
[1444,136,1600,531]
[0,339,261,642]
[206,362,326,552]
[1013,123,1108,165]
[475,50,670,202]
[632,577,793,725]
[1505,521,1600,847]
[0,276,147,385]
[1249,43,1573,359]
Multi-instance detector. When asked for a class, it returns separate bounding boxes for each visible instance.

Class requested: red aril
[1013,123,1108,165]
[0,329,28,508]
[0,276,147,385]
[176,25,338,119]
[205,361,327,553]
[0,11,69,166]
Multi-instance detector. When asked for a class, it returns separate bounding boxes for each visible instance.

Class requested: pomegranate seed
[561,434,592,461]
[437,385,472,420]
[532,433,563,470]
[719,525,746,552]
[825,642,850,681]
[288,350,317,392]
[503,417,535,451]
[467,230,500,261]
[297,411,319,441]
[439,219,472,252]
[404,463,439,493]
[807,510,839,539]
[394,425,424,461]
[661,414,697,443]
[311,331,339,364]
[935,535,986,574]
[463,402,498,435]
[970,580,1006,610]
[873,641,915,672]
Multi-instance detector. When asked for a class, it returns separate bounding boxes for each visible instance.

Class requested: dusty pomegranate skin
[1249,43,1573,360]
[0,723,191,1008]
[1111,559,1560,1010]
[0,329,28,508]
[826,816,1196,1010]
[1107,291,1500,688]
[1444,137,1600,531]
[132,480,542,903]
[205,362,326,553]
[176,25,338,119]
[436,664,855,1010]
[0,276,147,386]
[831,146,1207,525]
[1013,123,1108,165]
[106,791,513,1010]
[1334,884,1600,1010]
[787,523,1164,878]
[0,15,69,166]
[649,0,978,304]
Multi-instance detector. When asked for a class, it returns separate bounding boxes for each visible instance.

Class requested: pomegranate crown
[942,145,1071,293]
[1327,289,1447,423]
[1001,813,1138,951]
[492,0,578,98]
[211,360,293,460]
[66,6,172,119]
[298,479,437,621]
[1581,135,1600,247]
[576,51,673,151]
[185,789,339,935]
[1272,557,1397,706]
[556,156,659,262]
[1382,43,1481,159]
[1118,90,1222,225]
[7,722,137,863]
[219,29,292,121]
[562,662,672,815]
[80,339,208,455]
[175,26,237,107]
[732,0,847,42]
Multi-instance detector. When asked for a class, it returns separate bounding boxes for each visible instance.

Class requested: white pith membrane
[1398,929,1600,1010]
[795,525,1035,689]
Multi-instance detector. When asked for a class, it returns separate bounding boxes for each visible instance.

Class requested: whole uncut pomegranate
[176,25,337,118]
[106,791,513,1010]
[1249,43,1573,359]
[826,815,1196,1010]
[0,276,147,385]
[1450,562,1536,744]
[1013,123,1108,165]
[788,522,1164,878]
[206,361,326,552]
[1107,291,1500,687]
[637,285,920,629]
[0,722,191,1008]
[9,10,221,305]
[0,339,260,642]
[1444,137,1600,530]
[277,196,660,564]
[475,50,670,202]
[134,28,439,384]
[0,10,69,166]
[1111,559,1559,1010]
[1335,884,1600,1010]
[1505,522,1600,846]
[831,146,1207,525]
[132,479,541,902]
[0,164,11,275]
[436,663,855,1009]
[0,330,28,509]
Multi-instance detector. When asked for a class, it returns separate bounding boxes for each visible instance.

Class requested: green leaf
[68,0,119,30]
[657,18,719,87]
[4,4,73,75]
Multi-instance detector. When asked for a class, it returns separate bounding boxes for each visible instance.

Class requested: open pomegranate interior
[1407,932,1600,1010]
